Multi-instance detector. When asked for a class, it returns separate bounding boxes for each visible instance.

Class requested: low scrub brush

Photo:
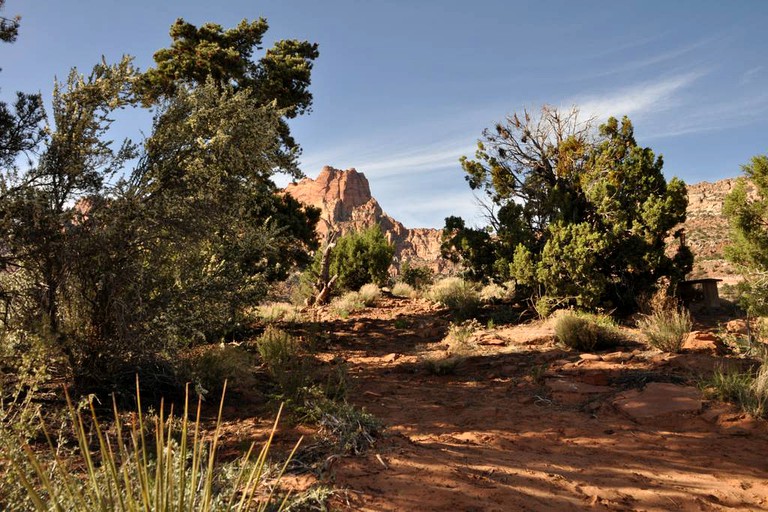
[427,277,480,319]
[554,312,622,352]
[637,308,692,353]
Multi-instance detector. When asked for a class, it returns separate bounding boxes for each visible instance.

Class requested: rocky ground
[258,296,768,512]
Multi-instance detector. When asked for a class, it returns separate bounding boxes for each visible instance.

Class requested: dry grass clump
[256,302,301,323]
[330,291,365,318]
[554,311,622,352]
[427,277,480,318]
[357,283,381,306]
[637,308,692,353]
[703,362,768,418]
[186,344,255,398]
[391,282,417,298]
[479,282,512,303]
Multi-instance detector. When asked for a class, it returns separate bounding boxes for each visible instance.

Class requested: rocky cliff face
[284,166,450,272]
[682,178,755,283]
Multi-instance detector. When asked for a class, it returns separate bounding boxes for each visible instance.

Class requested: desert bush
[399,260,434,289]
[300,392,381,456]
[445,319,480,356]
[328,226,394,292]
[254,327,300,373]
[186,344,255,398]
[554,312,621,351]
[1,386,299,512]
[637,308,692,353]
[330,292,365,318]
[427,277,480,319]
[391,282,417,298]
[357,283,381,306]
[479,282,509,303]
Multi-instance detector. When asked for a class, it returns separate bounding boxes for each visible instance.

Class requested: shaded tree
[724,155,768,316]
[450,106,691,311]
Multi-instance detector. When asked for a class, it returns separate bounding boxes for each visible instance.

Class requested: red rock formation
[284,166,449,272]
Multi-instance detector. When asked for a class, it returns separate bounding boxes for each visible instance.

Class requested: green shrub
[357,283,381,306]
[329,226,394,292]
[399,260,434,289]
[1,385,298,512]
[254,327,300,378]
[637,308,692,353]
[391,282,417,298]
[554,312,621,351]
[427,277,480,319]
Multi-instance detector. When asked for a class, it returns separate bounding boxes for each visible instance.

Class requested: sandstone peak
[284,166,450,272]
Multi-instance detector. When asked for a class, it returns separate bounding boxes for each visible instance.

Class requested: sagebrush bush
[330,291,365,318]
[479,282,508,303]
[427,277,480,318]
[391,282,417,298]
[554,312,621,351]
[637,308,692,353]
[254,326,300,373]
[445,320,480,356]
[357,284,381,306]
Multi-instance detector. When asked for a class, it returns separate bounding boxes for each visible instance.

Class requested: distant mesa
[284,166,451,272]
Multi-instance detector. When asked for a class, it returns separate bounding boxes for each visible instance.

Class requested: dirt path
[313,297,768,511]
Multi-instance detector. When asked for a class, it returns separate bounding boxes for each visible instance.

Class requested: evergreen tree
[724,155,768,315]
[450,106,691,311]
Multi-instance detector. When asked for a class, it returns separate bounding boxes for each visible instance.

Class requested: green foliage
[637,308,692,353]
[328,226,394,292]
[427,277,481,319]
[724,155,768,316]
[137,18,319,169]
[445,319,480,356]
[453,106,691,312]
[554,311,622,352]
[0,25,319,394]
[300,392,381,456]
[399,260,434,289]
[1,386,299,511]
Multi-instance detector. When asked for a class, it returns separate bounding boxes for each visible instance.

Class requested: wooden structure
[678,278,723,309]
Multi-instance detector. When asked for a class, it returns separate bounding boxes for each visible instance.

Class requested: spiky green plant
[3,380,300,511]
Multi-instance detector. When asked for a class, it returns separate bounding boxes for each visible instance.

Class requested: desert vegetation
[1,1,768,510]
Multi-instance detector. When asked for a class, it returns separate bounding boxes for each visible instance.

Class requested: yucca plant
[5,379,300,511]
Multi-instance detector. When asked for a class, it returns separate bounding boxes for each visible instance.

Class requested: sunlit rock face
[284,166,450,272]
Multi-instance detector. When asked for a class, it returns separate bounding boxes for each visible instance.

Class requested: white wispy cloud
[741,66,764,85]
[572,71,703,120]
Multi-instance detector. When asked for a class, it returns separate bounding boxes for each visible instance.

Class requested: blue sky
[1,1,767,228]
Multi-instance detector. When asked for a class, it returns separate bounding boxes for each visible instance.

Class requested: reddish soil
[299,296,768,511]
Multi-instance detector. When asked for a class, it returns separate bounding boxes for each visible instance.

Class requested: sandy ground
[294,296,768,512]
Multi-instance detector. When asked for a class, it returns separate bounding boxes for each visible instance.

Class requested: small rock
[602,351,632,363]
[579,353,603,361]
[352,322,366,332]
[578,372,610,387]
